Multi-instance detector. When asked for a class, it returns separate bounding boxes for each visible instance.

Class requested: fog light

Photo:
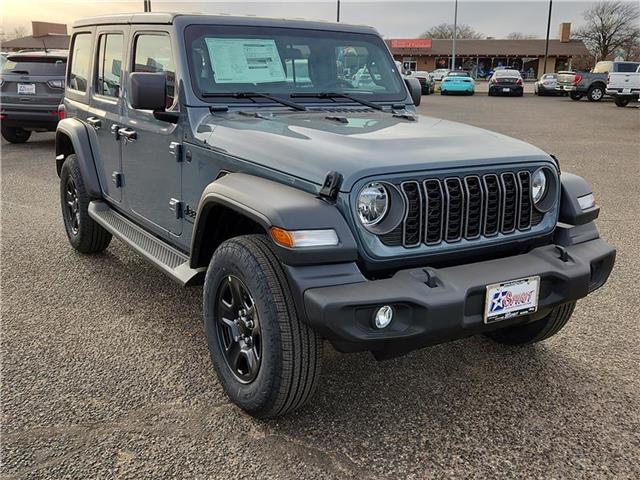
[373,305,394,329]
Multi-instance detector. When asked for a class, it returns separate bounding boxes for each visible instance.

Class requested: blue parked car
[440,71,475,95]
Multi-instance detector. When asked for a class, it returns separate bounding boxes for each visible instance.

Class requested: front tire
[1,125,31,143]
[485,302,576,345]
[60,154,112,253]
[203,235,322,418]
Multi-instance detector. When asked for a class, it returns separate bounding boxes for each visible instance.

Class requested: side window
[133,34,175,107]
[96,34,124,97]
[68,33,92,92]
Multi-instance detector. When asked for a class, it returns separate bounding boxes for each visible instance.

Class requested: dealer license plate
[484,276,539,324]
[502,88,510,93]
[18,83,36,95]
[622,88,631,94]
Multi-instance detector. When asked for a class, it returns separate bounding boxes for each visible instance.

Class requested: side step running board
[88,201,205,286]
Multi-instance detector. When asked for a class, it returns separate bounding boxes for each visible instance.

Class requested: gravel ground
[1,94,639,479]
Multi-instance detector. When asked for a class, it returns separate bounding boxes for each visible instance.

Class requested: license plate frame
[622,88,631,94]
[17,83,36,95]
[484,276,540,324]
[502,87,510,93]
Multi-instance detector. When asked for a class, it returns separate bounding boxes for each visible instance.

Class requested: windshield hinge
[319,171,343,203]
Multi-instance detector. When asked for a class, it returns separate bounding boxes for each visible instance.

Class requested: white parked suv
[606,64,640,107]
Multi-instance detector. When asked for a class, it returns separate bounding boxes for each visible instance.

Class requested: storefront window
[521,58,538,79]
[556,57,570,71]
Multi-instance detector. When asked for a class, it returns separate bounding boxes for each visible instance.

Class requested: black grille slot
[401,181,422,247]
[500,173,518,233]
[444,178,465,242]
[380,225,402,246]
[531,209,544,226]
[518,171,532,230]
[483,174,501,236]
[464,176,483,239]
[424,180,444,244]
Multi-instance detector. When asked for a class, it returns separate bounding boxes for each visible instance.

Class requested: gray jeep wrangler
[56,13,615,418]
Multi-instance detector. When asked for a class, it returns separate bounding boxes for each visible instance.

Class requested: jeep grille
[380,169,547,248]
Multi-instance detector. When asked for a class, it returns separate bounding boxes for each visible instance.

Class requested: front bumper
[301,238,615,357]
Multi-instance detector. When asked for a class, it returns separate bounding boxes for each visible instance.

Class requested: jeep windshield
[185,25,405,104]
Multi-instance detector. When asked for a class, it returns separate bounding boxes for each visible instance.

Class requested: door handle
[86,117,102,129]
[117,127,137,141]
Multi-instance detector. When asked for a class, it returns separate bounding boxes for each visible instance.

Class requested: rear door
[87,27,128,203]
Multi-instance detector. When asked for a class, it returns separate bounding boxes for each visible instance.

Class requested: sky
[0,0,619,40]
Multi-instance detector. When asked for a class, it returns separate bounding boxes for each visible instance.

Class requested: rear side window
[133,34,175,106]
[2,57,66,76]
[616,63,640,73]
[68,33,92,92]
[96,33,124,97]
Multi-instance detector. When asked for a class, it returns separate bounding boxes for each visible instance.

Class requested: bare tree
[574,1,640,60]
[506,32,538,40]
[0,26,28,42]
[420,23,484,40]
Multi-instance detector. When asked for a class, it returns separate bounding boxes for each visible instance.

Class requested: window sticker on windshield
[205,38,286,84]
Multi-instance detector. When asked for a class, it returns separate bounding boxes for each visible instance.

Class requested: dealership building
[387,23,589,79]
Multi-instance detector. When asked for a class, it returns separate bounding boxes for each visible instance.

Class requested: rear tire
[569,92,583,101]
[485,302,576,345]
[1,125,31,143]
[587,85,604,102]
[203,235,323,418]
[614,97,630,107]
[60,154,112,254]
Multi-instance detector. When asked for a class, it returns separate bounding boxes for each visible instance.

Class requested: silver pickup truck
[557,61,640,102]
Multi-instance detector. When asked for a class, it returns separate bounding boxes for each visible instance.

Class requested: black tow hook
[555,245,571,262]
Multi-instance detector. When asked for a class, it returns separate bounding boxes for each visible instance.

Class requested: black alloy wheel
[64,177,81,236]
[216,275,262,383]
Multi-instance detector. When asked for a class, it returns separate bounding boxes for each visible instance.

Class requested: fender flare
[190,173,358,267]
[55,118,102,198]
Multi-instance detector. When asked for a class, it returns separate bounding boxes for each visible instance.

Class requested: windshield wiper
[201,92,307,111]
[290,92,385,111]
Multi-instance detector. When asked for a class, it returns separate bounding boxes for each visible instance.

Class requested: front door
[121,31,182,235]
[88,28,127,203]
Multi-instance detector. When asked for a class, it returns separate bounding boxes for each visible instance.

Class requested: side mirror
[404,77,421,106]
[129,72,166,111]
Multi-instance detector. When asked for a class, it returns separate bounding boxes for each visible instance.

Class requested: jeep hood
[191,109,551,191]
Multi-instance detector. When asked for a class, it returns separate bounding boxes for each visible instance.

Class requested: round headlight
[531,168,548,205]
[357,183,389,226]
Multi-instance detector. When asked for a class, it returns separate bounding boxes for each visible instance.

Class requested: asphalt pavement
[1,94,639,479]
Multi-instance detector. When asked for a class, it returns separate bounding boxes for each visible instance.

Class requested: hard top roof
[72,12,378,35]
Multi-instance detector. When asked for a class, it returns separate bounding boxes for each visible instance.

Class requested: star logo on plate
[490,291,507,313]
